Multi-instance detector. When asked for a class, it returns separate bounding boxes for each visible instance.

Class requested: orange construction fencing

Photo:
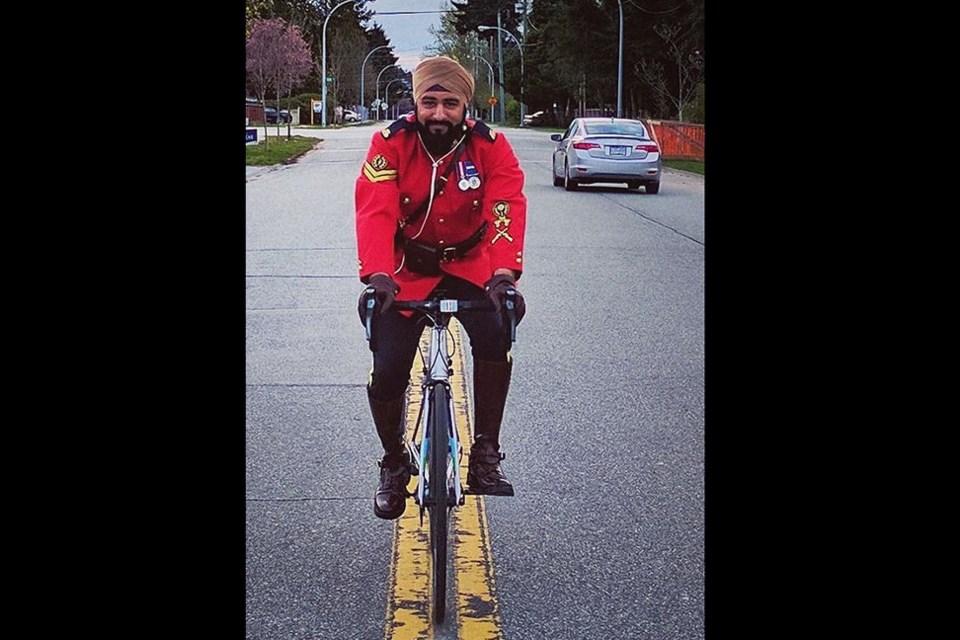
[645,120,704,162]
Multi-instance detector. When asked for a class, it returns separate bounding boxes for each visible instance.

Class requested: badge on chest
[456,160,481,191]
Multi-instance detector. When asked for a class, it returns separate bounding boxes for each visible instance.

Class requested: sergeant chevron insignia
[362,154,397,182]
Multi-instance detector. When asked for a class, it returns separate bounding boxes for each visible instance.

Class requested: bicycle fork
[413,322,465,524]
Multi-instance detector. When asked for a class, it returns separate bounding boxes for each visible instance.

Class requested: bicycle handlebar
[364,289,518,348]
[391,299,494,312]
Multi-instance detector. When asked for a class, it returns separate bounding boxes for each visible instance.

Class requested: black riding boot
[467,358,515,496]
[369,392,412,519]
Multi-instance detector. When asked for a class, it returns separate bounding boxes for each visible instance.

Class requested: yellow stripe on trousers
[384,319,505,640]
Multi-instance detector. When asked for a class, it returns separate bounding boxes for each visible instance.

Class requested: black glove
[358,274,399,323]
[484,273,526,325]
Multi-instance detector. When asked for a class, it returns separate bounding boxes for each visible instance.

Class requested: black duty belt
[399,221,488,263]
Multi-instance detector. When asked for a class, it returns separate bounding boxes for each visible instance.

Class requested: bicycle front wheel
[428,383,451,624]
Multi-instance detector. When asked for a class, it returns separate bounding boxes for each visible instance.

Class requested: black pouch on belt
[398,222,488,276]
[400,237,442,275]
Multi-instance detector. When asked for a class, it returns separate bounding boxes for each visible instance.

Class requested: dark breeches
[367,275,510,401]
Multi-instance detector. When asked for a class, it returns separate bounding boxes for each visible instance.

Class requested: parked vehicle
[521,110,547,127]
[551,118,661,193]
[343,109,360,122]
[264,107,291,124]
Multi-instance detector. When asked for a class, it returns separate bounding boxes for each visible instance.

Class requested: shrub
[685,84,704,124]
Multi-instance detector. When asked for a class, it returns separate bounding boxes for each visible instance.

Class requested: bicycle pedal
[463,484,515,497]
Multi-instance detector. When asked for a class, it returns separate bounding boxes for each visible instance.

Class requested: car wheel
[645,182,660,194]
[553,166,563,187]
[564,161,578,191]
[627,181,641,190]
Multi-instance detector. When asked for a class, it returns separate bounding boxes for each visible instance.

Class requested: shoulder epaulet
[381,116,416,140]
[469,120,497,142]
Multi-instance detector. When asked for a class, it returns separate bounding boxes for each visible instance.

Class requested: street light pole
[478,24,524,125]
[498,13,505,123]
[384,78,405,119]
[520,0,527,123]
[322,0,355,127]
[375,63,399,121]
[477,55,496,119]
[617,0,624,117]
[360,45,389,121]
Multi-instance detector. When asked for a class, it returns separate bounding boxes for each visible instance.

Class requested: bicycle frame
[412,300,464,514]
[363,289,517,624]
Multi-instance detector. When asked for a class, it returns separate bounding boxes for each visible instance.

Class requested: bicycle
[364,287,518,624]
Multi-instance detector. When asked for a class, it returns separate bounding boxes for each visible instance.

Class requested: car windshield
[584,121,647,137]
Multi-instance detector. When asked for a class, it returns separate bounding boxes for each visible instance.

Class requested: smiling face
[415,89,466,138]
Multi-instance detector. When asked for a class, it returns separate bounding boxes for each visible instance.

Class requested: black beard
[417,118,464,156]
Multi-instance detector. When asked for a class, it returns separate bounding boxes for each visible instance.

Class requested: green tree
[359,24,399,114]
[622,0,704,119]
[246,0,273,37]
[449,0,520,35]
[636,22,703,121]
[426,2,498,118]
[521,0,615,120]
[518,0,703,121]
[449,0,524,120]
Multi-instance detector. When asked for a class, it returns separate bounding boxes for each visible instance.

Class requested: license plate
[608,145,628,156]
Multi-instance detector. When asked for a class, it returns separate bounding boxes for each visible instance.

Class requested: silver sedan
[551,118,662,193]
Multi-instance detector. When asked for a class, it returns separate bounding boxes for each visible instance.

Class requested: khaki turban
[412,56,475,105]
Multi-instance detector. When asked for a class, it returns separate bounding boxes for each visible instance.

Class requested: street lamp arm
[478,24,525,122]
[360,45,390,120]
[362,44,390,70]
[476,56,495,78]
[375,63,400,104]
[376,63,399,86]
[322,0,356,127]
[384,77,407,114]
[477,25,523,58]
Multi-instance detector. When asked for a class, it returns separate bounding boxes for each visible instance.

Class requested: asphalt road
[246,122,705,639]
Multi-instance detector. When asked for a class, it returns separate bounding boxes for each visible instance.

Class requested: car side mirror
[550,134,562,142]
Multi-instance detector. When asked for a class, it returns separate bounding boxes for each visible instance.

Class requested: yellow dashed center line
[384,320,504,639]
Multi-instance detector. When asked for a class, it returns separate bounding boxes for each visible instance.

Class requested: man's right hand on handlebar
[484,272,526,325]
[358,273,400,323]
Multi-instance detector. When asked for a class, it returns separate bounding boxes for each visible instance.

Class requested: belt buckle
[441,246,457,263]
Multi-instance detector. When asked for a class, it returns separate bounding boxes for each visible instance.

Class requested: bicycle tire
[428,383,451,624]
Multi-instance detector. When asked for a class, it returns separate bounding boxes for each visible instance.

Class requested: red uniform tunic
[355,114,527,303]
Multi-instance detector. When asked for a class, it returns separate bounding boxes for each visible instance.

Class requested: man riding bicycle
[355,55,528,520]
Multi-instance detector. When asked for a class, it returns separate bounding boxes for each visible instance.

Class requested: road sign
[488,96,498,106]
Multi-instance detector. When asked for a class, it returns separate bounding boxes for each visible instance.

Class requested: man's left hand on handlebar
[484,270,526,324]
[358,273,400,323]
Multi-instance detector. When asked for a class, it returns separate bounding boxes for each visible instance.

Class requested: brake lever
[505,288,517,344]
[364,288,376,349]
